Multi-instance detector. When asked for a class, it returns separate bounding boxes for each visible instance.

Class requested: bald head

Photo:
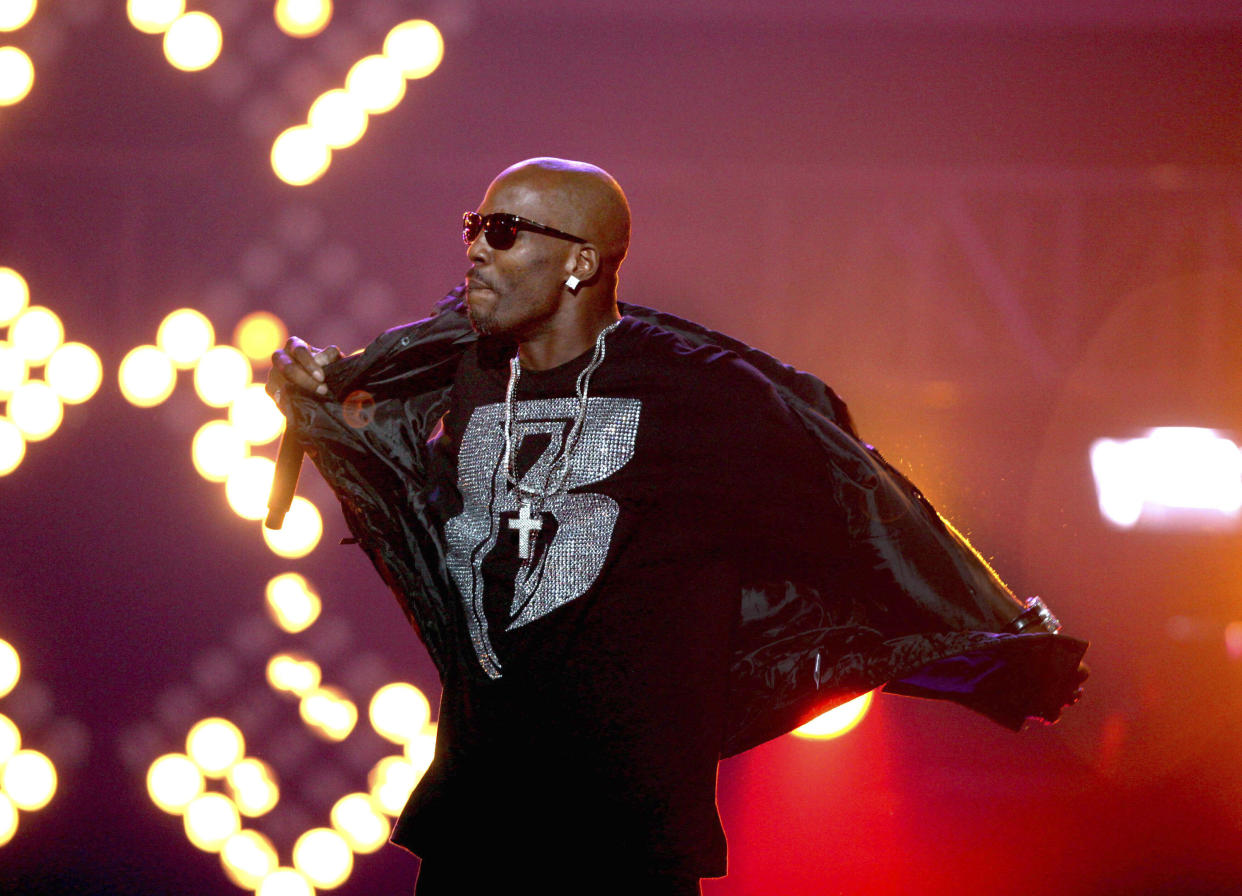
[489,158,631,270]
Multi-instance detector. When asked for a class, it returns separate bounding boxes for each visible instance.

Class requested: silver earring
[565,274,580,291]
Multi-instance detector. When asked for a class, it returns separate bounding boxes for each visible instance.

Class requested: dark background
[3,1,1242,893]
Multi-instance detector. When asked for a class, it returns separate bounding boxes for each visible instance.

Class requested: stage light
[0,1,36,33]
[0,794,14,848]
[403,729,436,777]
[221,829,279,890]
[793,691,874,740]
[1,749,56,811]
[330,793,389,854]
[163,11,222,72]
[0,420,23,476]
[9,306,62,363]
[184,791,241,852]
[1090,427,1242,529]
[307,89,368,150]
[0,46,33,106]
[45,342,102,404]
[119,345,176,407]
[229,383,284,445]
[225,758,279,817]
[194,344,251,407]
[384,20,444,80]
[0,268,28,324]
[0,640,17,698]
[7,381,63,441]
[368,755,416,816]
[0,343,25,397]
[274,0,332,39]
[192,420,247,482]
[265,573,321,634]
[293,827,353,889]
[266,653,321,697]
[147,753,205,814]
[344,54,405,115]
[186,717,245,778]
[271,126,331,187]
[0,715,19,763]
[257,868,314,896]
[369,682,430,745]
[225,455,276,520]
[127,0,183,34]
[234,311,287,363]
[261,495,322,558]
[157,308,214,367]
[299,687,357,741]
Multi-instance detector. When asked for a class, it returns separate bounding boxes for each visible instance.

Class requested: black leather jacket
[279,290,1087,757]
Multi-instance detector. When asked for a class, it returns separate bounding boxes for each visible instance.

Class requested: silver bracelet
[1004,596,1062,635]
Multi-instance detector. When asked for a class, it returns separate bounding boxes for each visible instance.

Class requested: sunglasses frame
[462,211,588,250]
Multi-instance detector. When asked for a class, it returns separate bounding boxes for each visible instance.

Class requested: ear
[566,244,600,284]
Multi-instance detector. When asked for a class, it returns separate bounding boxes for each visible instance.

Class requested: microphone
[265,428,303,529]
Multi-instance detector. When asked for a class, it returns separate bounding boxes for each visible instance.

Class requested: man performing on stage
[267,158,1087,894]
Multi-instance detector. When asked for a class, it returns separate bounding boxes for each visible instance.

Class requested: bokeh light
[274,0,332,38]
[257,868,314,896]
[1,749,56,811]
[0,343,26,396]
[330,793,389,854]
[186,717,245,778]
[119,345,177,407]
[0,1,37,33]
[0,268,29,324]
[157,308,214,367]
[184,792,241,852]
[127,0,184,34]
[163,11,222,72]
[368,755,417,816]
[266,653,321,697]
[293,827,353,889]
[0,714,19,764]
[345,55,405,114]
[271,126,331,187]
[265,573,321,634]
[0,793,15,847]
[307,89,368,150]
[224,455,276,520]
[221,829,279,890]
[225,758,279,817]
[191,420,247,482]
[234,311,287,363]
[229,382,284,444]
[193,345,251,407]
[793,691,874,740]
[0,641,18,699]
[10,306,63,363]
[261,495,322,558]
[0,419,23,476]
[8,381,63,441]
[384,20,444,79]
[403,728,436,778]
[0,46,34,106]
[299,686,357,741]
[147,753,205,814]
[45,342,103,404]
[369,682,431,745]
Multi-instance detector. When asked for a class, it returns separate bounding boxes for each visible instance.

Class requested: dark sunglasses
[462,211,587,251]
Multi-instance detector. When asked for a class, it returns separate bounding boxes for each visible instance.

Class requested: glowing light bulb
[225,758,279,817]
[1,749,56,811]
[0,267,29,324]
[186,717,245,777]
[127,0,184,34]
[274,0,332,38]
[0,419,23,476]
[299,687,357,741]
[221,829,279,890]
[265,573,321,633]
[9,306,63,363]
[369,682,431,745]
[147,753,205,814]
[0,794,15,848]
[194,345,251,407]
[330,793,389,853]
[234,311,287,362]
[293,827,353,889]
[157,308,214,367]
[45,342,103,404]
[0,714,19,764]
[266,653,321,697]
[261,495,322,558]
[0,643,17,700]
[8,381,63,441]
[344,54,405,114]
[229,382,284,444]
[271,126,331,187]
[163,11,222,72]
[183,792,240,852]
[0,1,37,33]
[308,89,368,149]
[384,20,444,79]
[0,46,34,105]
[191,420,247,482]
[257,868,314,896]
[119,345,177,407]
[224,455,276,520]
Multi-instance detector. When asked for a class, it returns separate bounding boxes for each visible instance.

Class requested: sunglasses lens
[462,212,483,244]
[483,215,518,250]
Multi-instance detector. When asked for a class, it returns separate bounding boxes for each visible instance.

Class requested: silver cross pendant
[508,500,543,561]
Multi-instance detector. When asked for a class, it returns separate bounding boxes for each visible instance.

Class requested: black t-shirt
[395,316,840,875]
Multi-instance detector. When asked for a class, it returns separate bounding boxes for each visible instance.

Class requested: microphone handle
[265,428,303,529]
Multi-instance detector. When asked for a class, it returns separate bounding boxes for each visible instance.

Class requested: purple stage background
[3,1,1242,893]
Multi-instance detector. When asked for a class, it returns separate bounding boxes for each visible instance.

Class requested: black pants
[414,859,702,896]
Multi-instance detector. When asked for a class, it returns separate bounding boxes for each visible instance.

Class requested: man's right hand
[266,337,343,404]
